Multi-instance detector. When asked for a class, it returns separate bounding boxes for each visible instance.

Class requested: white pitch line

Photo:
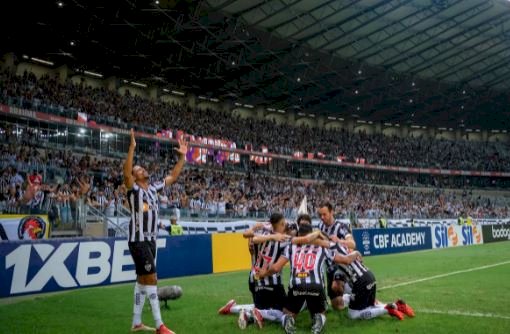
[418,309,510,320]
[379,260,510,291]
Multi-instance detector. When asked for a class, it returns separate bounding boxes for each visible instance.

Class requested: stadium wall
[0,235,212,298]
[1,222,508,298]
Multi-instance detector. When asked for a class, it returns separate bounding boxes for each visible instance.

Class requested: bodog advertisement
[481,224,510,243]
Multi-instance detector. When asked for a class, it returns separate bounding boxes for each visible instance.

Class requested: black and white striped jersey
[127,181,165,242]
[319,219,352,271]
[330,243,369,284]
[250,228,289,286]
[283,243,334,289]
[318,220,351,240]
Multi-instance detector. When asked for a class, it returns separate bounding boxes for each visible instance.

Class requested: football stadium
[0,1,510,333]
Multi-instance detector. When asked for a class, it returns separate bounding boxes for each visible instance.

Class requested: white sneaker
[238,308,248,330]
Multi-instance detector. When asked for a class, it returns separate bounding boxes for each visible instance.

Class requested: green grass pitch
[1,242,509,334]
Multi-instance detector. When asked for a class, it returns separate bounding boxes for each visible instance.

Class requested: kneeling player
[259,224,361,334]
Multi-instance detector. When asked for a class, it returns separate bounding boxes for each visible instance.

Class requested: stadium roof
[2,0,510,129]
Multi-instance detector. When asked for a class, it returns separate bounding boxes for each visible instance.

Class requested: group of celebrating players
[218,203,415,334]
[122,128,413,334]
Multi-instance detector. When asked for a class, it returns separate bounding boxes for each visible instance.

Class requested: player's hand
[257,268,269,279]
[175,138,188,157]
[272,233,291,242]
[253,222,265,231]
[130,128,136,148]
[330,235,341,243]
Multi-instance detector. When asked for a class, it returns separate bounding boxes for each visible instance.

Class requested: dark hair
[297,214,312,225]
[298,223,313,236]
[269,212,284,225]
[319,202,333,212]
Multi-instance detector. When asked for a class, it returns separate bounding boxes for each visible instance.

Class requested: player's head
[270,212,286,233]
[132,165,149,181]
[285,221,298,237]
[318,202,334,225]
[297,213,312,226]
[298,223,313,236]
[170,216,177,224]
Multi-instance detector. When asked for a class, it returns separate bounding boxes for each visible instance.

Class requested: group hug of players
[217,203,415,334]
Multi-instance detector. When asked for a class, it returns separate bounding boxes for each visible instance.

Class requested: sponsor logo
[362,231,371,255]
[4,239,166,295]
[492,225,510,240]
[296,272,309,279]
[144,264,152,272]
[435,225,459,248]
[462,226,482,245]
[18,216,46,240]
[373,232,426,249]
[292,290,320,297]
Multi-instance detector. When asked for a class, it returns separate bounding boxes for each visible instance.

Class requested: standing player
[317,202,355,310]
[124,129,187,334]
[259,224,361,334]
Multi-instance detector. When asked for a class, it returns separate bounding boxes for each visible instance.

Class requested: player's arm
[164,138,188,186]
[291,230,322,244]
[258,256,288,278]
[123,129,136,189]
[339,234,356,250]
[252,233,290,244]
[243,222,265,238]
[333,250,362,265]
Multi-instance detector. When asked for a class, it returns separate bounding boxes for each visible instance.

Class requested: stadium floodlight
[357,120,366,124]
[297,112,306,116]
[83,70,103,78]
[448,128,453,131]
[356,106,360,110]
[22,55,29,59]
[79,128,86,134]
[354,90,359,94]
[198,96,208,100]
[395,124,400,127]
[243,104,254,108]
[277,109,285,113]
[162,88,170,93]
[210,98,219,102]
[328,116,337,120]
[368,121,373,124]
[297,77,301,82]
[491,129,501,133]
[130,81,147,88]
[57,2,64,7]
[438,127,447,130]
[31,57,54,66]
[384,122,392,126]
[171,90,184,96]
[475,129,481,132]
[410,125,420,129]
[267,108,276,112]
[234,102,242,107]
[338,118,344,121]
